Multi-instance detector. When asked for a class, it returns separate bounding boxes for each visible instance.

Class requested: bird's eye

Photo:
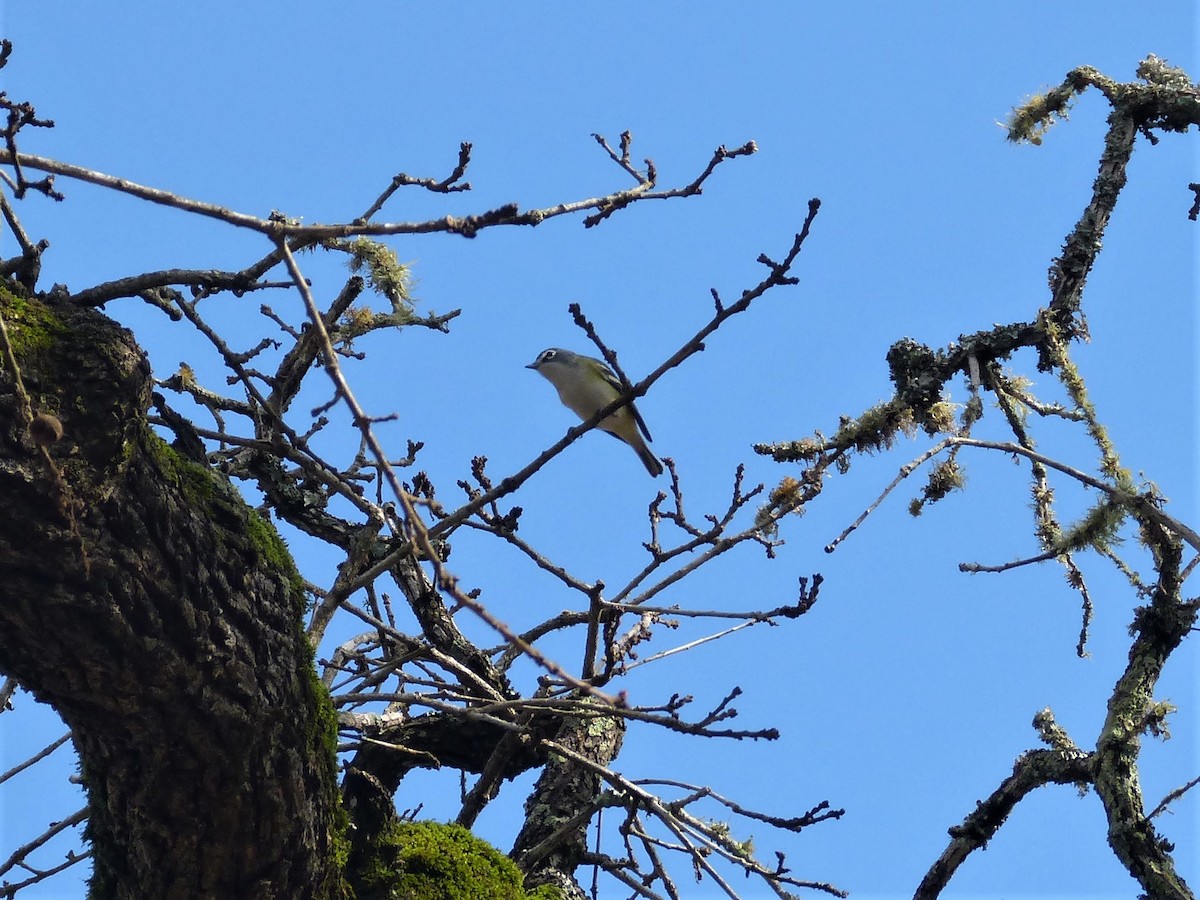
[541,350,557,363]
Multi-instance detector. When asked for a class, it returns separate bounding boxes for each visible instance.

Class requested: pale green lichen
[345,237,413,313]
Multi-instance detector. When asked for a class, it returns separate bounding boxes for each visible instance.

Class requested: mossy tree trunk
[0,287,347,899]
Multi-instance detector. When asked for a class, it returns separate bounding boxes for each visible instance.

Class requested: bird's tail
[633,437,664,478]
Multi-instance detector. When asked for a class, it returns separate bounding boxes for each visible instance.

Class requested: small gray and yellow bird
[526,347,664,477]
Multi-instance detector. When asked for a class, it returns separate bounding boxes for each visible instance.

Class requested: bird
[526,347,664,477]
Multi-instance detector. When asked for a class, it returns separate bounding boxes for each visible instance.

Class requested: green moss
[301,653,353,899]
[141,429,307,611]
[244,506,307,610]
[154,447,349,896]
[142,430,217,505]
[0,286,67,360]
[82,760,117,899]
[358,821,545,899]
[310,664,352,900]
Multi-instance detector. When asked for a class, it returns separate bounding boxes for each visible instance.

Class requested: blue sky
[2,3,1197,897]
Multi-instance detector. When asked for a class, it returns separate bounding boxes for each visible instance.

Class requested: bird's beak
[525,362,539,370]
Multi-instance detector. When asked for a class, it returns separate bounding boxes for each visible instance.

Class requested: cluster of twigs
[0,36,845,896]
[753,54,1200,898]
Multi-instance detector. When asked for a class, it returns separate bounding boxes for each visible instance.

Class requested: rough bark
[1094,528,1195,900]
[512,702,626,897]
[0,285,346,899]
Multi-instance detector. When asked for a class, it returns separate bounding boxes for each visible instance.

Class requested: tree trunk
[512,701,626,897]
[0,286,346,898]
